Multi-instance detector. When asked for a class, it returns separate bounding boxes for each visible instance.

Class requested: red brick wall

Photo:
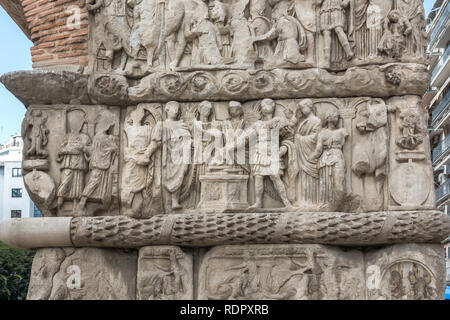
[22,0,89,70]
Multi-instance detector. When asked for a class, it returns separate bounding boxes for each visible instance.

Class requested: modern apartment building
[426,0,450,284]
[0,134,41,222]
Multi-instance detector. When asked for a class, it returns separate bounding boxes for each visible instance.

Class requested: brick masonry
[22,0,89,70]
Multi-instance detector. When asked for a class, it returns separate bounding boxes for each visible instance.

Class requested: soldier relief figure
[249,99,293,210]
[319,0,354,64]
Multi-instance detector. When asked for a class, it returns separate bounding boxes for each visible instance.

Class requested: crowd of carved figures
[119,98,354,215]
[87,0,428,74]
[20,94,432,217]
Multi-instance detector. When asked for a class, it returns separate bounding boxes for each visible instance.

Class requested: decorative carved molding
[66,210,450,248]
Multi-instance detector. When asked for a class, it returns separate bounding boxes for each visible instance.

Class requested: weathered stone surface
[87,0,428,74]
[126,64,430,102]
[198,244,365,300]
[137,246,193,300]
[1,0,446,301]
[365,244,446,300]
[27,248,137,300]
[68,211,450,248]
[21,105,120,217]
[198,243,447,300]
[1,211,447,249]
[387,95,435,210]
[1,66,429,105]
[0,217,72,250]
[24,170,56,216]
[88,74,129,106]
[0,71,90,107]
[16,96,438,217]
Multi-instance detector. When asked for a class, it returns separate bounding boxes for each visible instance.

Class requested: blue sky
[0,0,438,144]
[0,6,32,143]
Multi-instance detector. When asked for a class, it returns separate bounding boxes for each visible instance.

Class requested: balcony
[429,3,450,50]
[431,90,450,125]
[436,179,450,204]
[431,45,450,87]
[432,135,450,164]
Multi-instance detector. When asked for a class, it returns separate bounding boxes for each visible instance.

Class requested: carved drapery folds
[21,96,434,216]
[14,2,431,218]
[87,0,428,76]
[22,105,120,217]
[2,0,449,302]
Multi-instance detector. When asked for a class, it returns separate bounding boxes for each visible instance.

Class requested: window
[11,210,21,218]
[11,188,22,198]
[33,205,42,218]
[12,168,22,177]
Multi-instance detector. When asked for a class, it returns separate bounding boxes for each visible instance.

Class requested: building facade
[426,0,450,285]
[0,135,40,222]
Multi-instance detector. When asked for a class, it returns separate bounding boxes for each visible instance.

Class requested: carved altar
[0,0,449,300]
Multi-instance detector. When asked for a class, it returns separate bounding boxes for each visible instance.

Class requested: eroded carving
[352,98,387,212]
[86,0,428,76]
[137,246,193,300]
[22,105,121,217]
[122,104,163,218]
[366,244,445,300]
[199,245,365,300]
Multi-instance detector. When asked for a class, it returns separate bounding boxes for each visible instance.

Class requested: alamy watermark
[65,5,82,30]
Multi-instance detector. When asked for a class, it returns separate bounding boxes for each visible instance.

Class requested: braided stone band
[68,210,450,248]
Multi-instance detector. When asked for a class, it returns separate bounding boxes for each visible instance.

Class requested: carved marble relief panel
[22,105,121,217]
[27,248,137,300]
[87,0,428,77]
[387,95,434,210]
[198,245,365,300]
[365,244,445,300]
[22,96,433,217]
[137,246,193,300]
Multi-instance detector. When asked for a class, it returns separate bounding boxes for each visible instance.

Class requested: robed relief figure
[122,106,162,218]
[162,101,192,210]
[79,111,119,211]
[294,99,321,206]
[222,101,250,170]
[56,110,91,209]
[310,110,348,211]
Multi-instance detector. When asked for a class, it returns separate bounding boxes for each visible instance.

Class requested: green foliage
[0,241,34,300]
